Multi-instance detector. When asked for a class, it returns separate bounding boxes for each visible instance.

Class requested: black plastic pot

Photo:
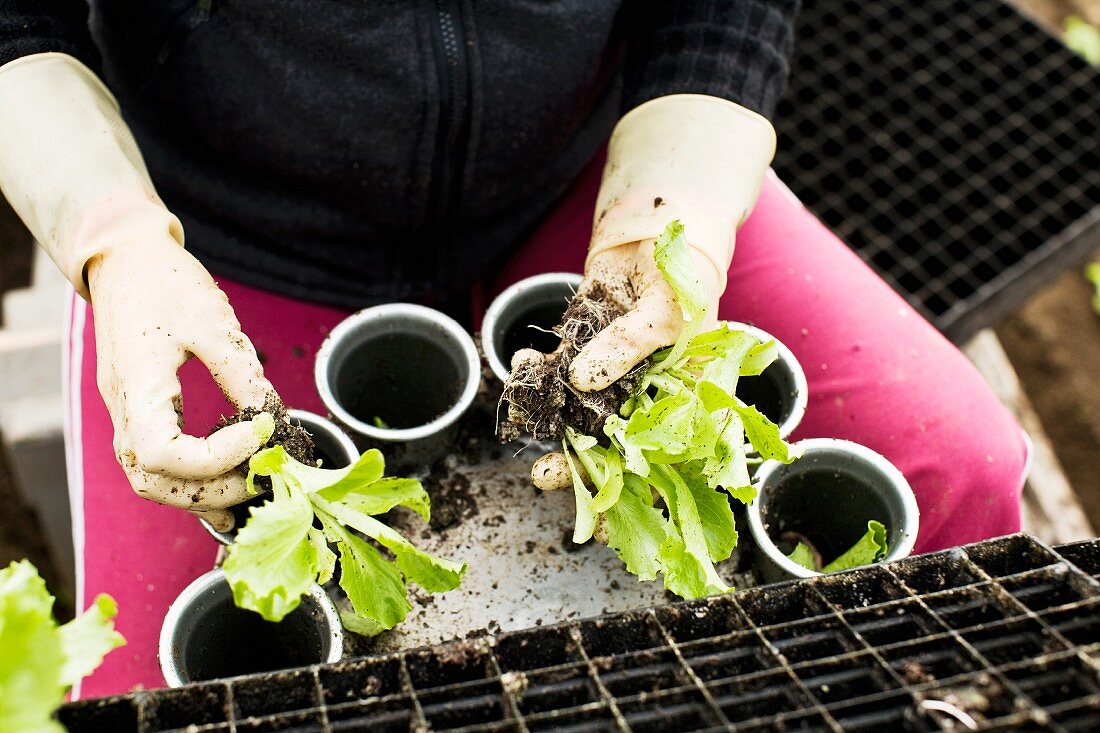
[158,569,343,686]
[747,438,919,582]
[315,303,480,467]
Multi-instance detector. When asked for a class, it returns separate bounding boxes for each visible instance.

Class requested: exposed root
[498,287,647,443]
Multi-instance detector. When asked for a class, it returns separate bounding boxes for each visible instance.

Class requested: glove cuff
[0,53,170,299]
[588,94,777,292]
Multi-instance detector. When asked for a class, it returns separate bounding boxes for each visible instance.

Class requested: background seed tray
[771,0,1100,343]
[60,533,1100,732]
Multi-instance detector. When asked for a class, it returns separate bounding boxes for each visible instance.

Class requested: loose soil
[218,395,315,469]
[498,286,646,443]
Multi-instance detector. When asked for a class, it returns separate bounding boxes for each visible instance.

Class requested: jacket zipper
[428,0,472,224]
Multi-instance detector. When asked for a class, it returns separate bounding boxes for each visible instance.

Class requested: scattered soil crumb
[501,671,529,698]
[903,661,933,685]
[498,285,646,442]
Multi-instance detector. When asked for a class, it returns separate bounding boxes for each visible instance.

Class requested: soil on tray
[217,395,315,470]
[498,285,647,443]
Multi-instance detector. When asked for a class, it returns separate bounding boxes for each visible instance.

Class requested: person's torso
[91,0,625,310]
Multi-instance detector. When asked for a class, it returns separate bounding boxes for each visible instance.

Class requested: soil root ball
[498,288,647,443]
[218,394,315,471]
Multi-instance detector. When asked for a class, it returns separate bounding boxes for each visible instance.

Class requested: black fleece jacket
[0,1,798,316]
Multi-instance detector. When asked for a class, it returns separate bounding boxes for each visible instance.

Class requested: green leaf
[589,447,625,514]
[57,594,126,687]
[315,498,465,594]
[0,561,123,733]
[223,479,318,622]
[1065,16,1100,64]
[681,464,738,563]
[822,521,890,572]
[337,478,431,522]
[332,528,411,632]
[314,449,386,502]
[702,411,751,493]
[602,476,666,581]
[649,465,730,598]
[653,219,706,322]
[734,403,796,462]
[741,339,779,376]
[1086,262,1100,316]
[310,526,337,585]
[787,542,819,571]
[562,440,597,544]
[233,445,465,632]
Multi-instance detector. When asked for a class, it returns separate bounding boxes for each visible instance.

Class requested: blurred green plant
[1065,16,1100,64]
[1085,263,1100,316]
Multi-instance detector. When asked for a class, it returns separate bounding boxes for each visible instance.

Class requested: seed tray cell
[842,600,944,647]
[812,565,911,610]
[514,663,601,716]
[679,630,780,682]
[418,681,507,730]
[233,668,320,719]
[61,534,1100,731]
[961,617,1068,666]
[1039,600,1100,647]
[794,653,899,705]
[965,535,1062,578]
[760,615,865,665]
[576,611,664,659]
[1054,540,1100,577]
[317,656,402,704]
[494,624,582,672]
[920,584,1021,631]
[998,566,1100,613]
[772,0,1100,342]
[706,669,814,723]
[136,683,230,731]
[891,549,985,594]
[1001,653,1100,709]
[615,687,721,732]
[736,581,833,627]
[653,595,745,643]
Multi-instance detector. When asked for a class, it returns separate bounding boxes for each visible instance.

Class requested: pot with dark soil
[727,322,808,451]
[481,272,583,385]
[158,568,343,686]
[201,409,358,545]
[747,438,919,583]
[316,303,481,467]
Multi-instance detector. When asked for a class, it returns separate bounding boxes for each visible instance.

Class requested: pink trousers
[66,160,1026,697]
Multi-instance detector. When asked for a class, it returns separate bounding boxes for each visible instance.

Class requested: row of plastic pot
[160,272,919,687]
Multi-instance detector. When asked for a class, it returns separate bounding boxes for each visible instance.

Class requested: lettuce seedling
[0,560,124,733]
[562,221,800,599]
[223,437,466,635]
[787,520,890,573]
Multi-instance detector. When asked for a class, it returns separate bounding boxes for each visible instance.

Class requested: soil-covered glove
[570,93,776,393]
[531,94,775,491]
[0,53,276,530]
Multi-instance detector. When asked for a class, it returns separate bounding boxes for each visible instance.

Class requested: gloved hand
[0,53,277,530]
[531,94,776,490]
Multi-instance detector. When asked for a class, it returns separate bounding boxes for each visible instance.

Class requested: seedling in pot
[747,438,919,582]
[499,221,801,599]
[786,520,889,573]
[0,560,124,732]
[221,413,467,635]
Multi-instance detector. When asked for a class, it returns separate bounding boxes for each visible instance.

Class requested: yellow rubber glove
[0,53,278,530]
[532,93,776,490]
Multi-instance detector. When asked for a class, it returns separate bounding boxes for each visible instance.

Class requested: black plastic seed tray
[771,0,1100,343]
[61,533,1100,732]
